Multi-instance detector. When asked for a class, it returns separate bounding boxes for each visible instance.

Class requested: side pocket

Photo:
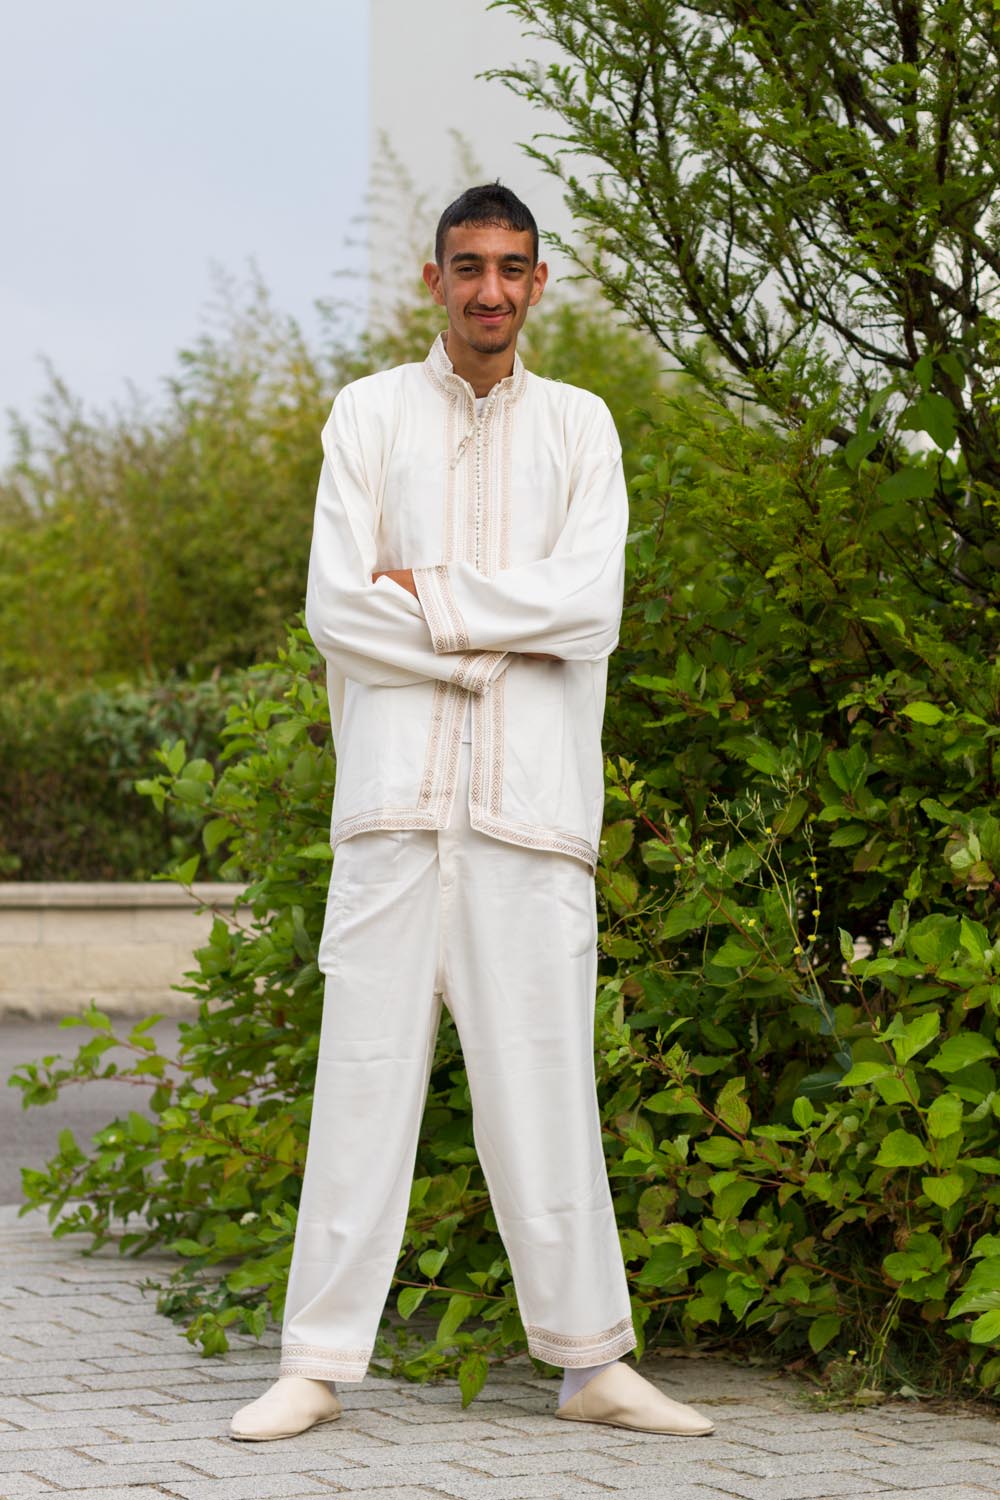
[552,858,598,961]
[317,867,352,976]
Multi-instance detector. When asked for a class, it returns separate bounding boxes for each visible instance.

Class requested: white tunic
[304,332,629,871]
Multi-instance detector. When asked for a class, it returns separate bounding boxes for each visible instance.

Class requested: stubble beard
[462,304,518,357]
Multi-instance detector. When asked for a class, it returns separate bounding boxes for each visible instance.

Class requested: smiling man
[229,184,714,1443]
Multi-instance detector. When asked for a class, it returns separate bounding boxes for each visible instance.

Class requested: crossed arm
[371,568,560,661]
[304,383,629,690]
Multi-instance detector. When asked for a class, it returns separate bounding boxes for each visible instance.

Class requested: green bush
[10,562,1000,1403]
[0,673,258,880]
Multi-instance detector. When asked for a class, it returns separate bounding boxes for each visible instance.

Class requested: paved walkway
[2,1204,1000,1500]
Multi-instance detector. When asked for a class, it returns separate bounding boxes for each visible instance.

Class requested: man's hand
[372,568,418,597]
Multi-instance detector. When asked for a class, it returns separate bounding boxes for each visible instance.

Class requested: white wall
[369,0,580,300]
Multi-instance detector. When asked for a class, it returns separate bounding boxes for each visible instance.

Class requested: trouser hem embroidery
[279,1343,371,1382]
[526,1315,637,1368]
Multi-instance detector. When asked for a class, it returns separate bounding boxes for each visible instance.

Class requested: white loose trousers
[279,739,637,1380]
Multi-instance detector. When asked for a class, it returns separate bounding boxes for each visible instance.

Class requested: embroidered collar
[423,331,527,407]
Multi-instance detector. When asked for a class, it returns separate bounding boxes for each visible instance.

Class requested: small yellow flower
[811,908,820,916]
[815,884,823,892]
[794,945,803,954]
[807,934,817,941]
[746,917,757,927]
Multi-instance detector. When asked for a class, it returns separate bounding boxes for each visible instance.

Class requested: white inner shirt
[460,394,491,743]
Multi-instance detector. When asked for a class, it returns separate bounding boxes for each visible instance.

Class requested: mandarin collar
[423,330,527,406]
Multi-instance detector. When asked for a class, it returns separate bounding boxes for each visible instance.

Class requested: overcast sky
[0,1,368,468]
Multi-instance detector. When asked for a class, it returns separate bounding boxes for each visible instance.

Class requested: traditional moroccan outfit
[279,331,636,1379]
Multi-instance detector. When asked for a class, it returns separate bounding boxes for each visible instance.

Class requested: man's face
[422,223,547,359]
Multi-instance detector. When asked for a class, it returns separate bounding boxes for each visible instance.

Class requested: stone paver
[2,1205,1000,1500]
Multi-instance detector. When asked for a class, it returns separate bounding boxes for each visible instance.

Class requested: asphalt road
[0,1015,187,1207]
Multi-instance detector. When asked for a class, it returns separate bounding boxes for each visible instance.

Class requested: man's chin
[465,329,514,355]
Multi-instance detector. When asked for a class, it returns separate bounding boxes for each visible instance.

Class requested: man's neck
[442,330,517,398]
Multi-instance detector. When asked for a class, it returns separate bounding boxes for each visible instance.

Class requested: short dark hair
[434,182,539,267]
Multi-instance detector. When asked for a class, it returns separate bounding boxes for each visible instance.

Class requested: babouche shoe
[555,1361,715,1435]
[229,1376,342,1441]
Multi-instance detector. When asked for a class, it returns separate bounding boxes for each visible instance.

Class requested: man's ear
[529,259,549,307]
[422,261,445,305]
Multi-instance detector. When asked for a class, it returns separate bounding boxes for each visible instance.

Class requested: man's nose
[479,270,504,305]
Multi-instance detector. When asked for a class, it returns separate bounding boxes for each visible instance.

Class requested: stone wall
[0,883,250,1019]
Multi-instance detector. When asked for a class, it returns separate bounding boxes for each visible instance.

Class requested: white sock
[559,1359,619,1405]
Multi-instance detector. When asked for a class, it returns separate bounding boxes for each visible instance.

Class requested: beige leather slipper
[229,1375,343,1441]
[555,1361,715,1435]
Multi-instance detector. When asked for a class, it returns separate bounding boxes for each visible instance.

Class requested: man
[230,185,714,1442]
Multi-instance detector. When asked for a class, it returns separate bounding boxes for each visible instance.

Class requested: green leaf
[875,1130,929,1168]
[169,1238,208,1257]
[838,1061,892,1088]
[458,1350,489,1407]
[203,818,232,854]
[436,1293,473,1345]
[771,794,809,836]
[902,701,946,725]
[901,391,958,451]
[600,819,634,865]
[792,1096,816,1129]
[713,937,759,968]
[170,855,200,886]
[876,467,937,502]
[926,1092,963,1138]
[969,1309,1000,1345]
[163,738,187,776]
[960,919,991,962]
[808,1313,842,1353]
[397,1286,427,1320]
[929,1035,997,1074]
[298,842,334,861]
[921,1174,965,1209]
[715,1076,751,1134]
[884,1012,940,1064]
[418,1247,449,1279]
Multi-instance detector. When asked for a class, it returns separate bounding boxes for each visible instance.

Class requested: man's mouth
[469,310,510,325]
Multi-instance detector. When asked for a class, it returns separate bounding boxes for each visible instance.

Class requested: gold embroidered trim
[470,690,486,808]
[443,392,457,560]
[423,332,527,407]
[499,392,514,571]
[478,391,496,574]
[454,650,507,695]
[526,1315,637,1368]
[437,685,467,821]
[279,1341,371,1379]
[334,809,440,842]
[414,564,468,654]
[469,809,598,871]
[418,681,449,809]
[489,676,505,816]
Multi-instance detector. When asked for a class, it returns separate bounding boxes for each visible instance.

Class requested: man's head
[422,183,548,364]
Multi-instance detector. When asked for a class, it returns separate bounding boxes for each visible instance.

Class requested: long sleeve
[411,408,628,662]
[304,391,511,694]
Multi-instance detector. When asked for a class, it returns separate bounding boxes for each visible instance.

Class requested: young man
[230,185,714,1442]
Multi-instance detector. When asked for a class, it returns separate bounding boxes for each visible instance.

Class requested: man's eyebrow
[449,251,532,266]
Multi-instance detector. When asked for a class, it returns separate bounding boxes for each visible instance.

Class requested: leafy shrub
[0,672,258,880]
[11,565,1000,1404]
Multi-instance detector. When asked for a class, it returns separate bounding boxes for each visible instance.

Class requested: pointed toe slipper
[229,1376,343,1441]
[555,1361,715,1435]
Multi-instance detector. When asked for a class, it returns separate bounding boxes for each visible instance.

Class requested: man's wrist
[372,568,418,597]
